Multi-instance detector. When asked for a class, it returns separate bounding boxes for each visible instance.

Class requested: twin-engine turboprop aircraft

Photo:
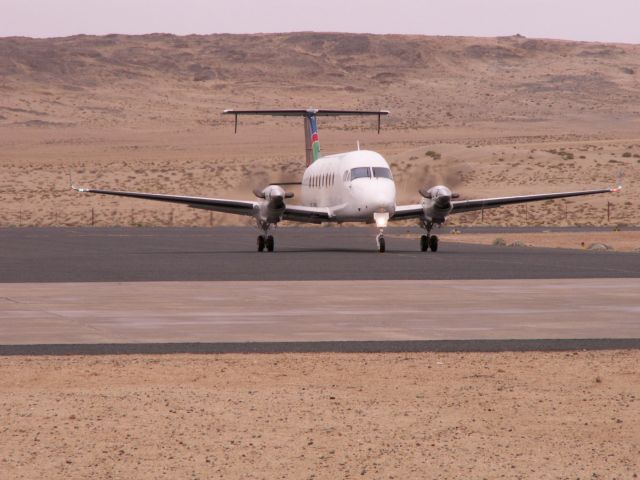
[73,109,620,252]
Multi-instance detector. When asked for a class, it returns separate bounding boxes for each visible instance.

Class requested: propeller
[253,186,295,200]
[396,162,468,203]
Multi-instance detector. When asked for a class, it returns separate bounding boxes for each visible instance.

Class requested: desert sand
[437,230,640,251]
[0,33,639,228]
[2,33,640,478]
[1,352,638,479]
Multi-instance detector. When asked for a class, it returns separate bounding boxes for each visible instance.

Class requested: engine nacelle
[254,185,294,223]
[420,185,457,222]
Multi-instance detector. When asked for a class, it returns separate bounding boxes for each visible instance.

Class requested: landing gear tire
[420,235,429,252]
[266,235,275,252]
[257,235,265,252]
[377,235,386,253]
[429,235,439,252]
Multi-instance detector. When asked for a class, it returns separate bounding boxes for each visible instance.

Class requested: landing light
[374,211,389,228]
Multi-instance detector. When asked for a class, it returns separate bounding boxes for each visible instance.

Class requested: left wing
[391,187,619,221]
[450,187,617,214]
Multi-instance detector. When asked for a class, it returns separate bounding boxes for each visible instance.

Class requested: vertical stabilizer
[304,113,321,166]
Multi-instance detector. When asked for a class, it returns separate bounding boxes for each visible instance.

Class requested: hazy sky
[3,0,639,43]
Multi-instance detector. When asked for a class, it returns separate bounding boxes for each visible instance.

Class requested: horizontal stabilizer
[224,108,389,164]
[223,109,389,117]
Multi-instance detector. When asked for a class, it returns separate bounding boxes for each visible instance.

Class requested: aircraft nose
[372,183,396,214]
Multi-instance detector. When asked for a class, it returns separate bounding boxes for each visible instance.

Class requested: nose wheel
[376,233,386,253]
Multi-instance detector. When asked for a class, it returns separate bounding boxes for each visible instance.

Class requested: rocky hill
[1,33,639,130]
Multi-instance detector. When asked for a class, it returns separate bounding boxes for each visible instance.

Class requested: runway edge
[2,338,640,355]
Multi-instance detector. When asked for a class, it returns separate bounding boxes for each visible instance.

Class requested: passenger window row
[307,167,393,187]
[307,172,336,188]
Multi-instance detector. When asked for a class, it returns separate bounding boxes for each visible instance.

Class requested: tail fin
[304,114,320,166]
[223,108,388,167]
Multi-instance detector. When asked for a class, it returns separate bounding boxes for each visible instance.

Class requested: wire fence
[0,201,635,228]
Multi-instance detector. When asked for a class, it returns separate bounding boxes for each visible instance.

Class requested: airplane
[72,108,620,253]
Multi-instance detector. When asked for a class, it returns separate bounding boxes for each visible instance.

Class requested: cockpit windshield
[372,167,393,179]
[350,167,371,180]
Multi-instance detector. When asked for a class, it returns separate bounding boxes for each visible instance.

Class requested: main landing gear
[257,221,275,252]
[420,222,439,252]
[257,234,274,252]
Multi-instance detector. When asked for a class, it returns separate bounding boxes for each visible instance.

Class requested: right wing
[282,205,332,224]
[73,186,334,223]
[73,187,258,216]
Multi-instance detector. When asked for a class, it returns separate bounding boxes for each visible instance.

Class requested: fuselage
[300,150,396,222]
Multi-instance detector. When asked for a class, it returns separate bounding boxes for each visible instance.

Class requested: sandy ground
[1,34,639,228]
[439,230,640,252]
[1,352,639,479]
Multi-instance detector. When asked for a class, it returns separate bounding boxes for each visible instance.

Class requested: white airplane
[73,109,620,252]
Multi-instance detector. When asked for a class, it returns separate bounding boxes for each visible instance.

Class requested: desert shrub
[425,150,441,160]
[622,152,632,158]
[492,237,507,246]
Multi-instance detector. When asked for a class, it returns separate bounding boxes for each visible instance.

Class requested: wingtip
[69,175,87,193]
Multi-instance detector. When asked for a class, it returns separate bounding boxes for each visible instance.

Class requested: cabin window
[372,167,393,179]
[350,167,371,180]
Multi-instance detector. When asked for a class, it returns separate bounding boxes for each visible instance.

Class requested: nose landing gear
[376,232,386,253]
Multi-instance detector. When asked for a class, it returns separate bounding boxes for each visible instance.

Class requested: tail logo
[309,115,320,163]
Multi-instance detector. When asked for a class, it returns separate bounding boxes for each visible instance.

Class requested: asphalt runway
[1,226,639,282]
[2,227,639,354]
